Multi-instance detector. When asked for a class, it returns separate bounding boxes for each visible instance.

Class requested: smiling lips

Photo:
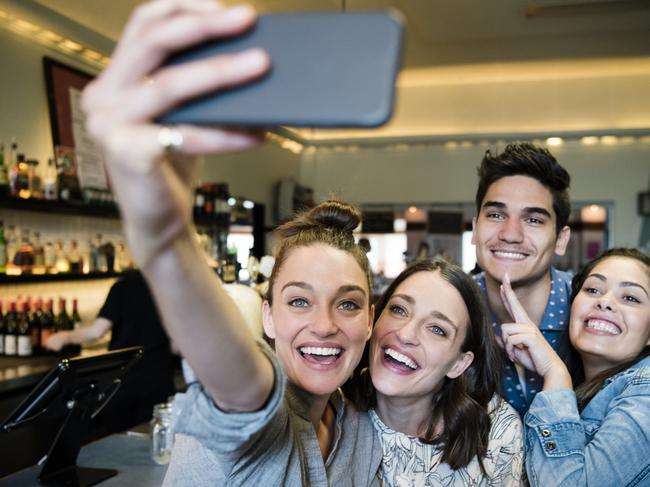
[298,345,343,366]
[383,347,419,371]
[584,318,622,335]
[491,249,529,260]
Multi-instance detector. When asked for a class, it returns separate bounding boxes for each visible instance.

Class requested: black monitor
[1,347,142,487]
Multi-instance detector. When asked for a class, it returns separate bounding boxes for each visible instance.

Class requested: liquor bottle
[17,301,33,357]
[27,159,42,199]
[95,234,108,272]
[40,298,55,348]
[43,158,58,201]
[13,228,35,270]
[44,241,56,272]
[8,137,18,197]
[6,224,17,265]
[15,154,30,199]
[71,298,82,330]
[88,236,98,273]
[67,240,83,273]
[0,142,9,197]
[54,240,70,273]
[31,297,44,354]
[32,232,45,266]
[193,186,205,219]
[115,240,133,272]
[0,298,5,355]
[0,221,7,274]
[4,300,17,356]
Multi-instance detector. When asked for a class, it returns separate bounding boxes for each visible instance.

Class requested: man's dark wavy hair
[474,142,571,234]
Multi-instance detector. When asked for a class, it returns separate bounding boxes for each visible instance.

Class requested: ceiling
[31,0,650,142]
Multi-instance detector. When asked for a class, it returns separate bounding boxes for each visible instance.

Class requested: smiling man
[472,142,572,416]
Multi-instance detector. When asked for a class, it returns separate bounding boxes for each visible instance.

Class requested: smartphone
[157,12,404,128]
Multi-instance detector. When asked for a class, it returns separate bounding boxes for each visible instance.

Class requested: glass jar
[150,402,174,465]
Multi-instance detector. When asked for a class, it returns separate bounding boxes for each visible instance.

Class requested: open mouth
[298,346,343,365]
[491,250,529,260]
[585,318,621,335]
[383,347,418,371]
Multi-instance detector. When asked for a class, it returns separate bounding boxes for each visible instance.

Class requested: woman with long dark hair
[500,248,650,486]
[346,257,525,486]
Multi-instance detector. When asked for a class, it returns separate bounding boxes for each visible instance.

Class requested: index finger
[500,273,532,323]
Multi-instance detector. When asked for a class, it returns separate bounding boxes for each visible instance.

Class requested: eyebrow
[281,281,368,298]
[588,273,649,298]
[391,294,458,330]
[482,200,552,219]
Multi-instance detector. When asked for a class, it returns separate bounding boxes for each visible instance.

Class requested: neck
[375,392,437,438]
[485,271,552,326]
[580,353,615,382]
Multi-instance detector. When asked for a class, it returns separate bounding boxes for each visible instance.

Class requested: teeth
[299,347,341,356]
[385,348,418,370]
[493,251,527,260]
[586,319,621,335]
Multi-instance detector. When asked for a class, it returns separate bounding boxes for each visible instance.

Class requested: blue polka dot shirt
[474,267,573,417]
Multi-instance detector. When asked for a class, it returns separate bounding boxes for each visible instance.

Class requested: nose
[595,293,616,312]
[395,319,419,346]
[498,217,524,243]
[309,306,338,338]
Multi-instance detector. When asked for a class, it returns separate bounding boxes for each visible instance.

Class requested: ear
[262,300,276,340]
[554,225,571,256]
[446,351,474,379]
[470,216,478,245]
[366,304,375,341]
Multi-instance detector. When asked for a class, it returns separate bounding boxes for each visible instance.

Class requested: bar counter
[0,431,168,486]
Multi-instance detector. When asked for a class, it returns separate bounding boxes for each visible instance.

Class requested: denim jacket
[524,355,650,487]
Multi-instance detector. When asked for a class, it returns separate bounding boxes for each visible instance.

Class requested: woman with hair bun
[81,2,381,484]
[345,258,525,486]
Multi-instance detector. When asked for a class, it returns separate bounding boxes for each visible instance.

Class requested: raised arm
[81,1,273,412]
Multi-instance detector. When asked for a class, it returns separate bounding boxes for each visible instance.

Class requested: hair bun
[309,200,360,234]
[276,200,361,238]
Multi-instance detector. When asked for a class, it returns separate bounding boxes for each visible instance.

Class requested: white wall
[300,140,650,248]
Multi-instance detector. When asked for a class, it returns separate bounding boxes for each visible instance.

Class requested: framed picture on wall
[43,57,109,196]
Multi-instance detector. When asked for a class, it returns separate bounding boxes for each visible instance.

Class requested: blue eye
[288,298,309,308]
[429,325,446,337]
[339,300,360,311]
[389,304,407,317]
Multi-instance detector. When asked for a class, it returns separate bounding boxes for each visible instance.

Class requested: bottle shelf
[0,196,119,219]
[0,271,122,284]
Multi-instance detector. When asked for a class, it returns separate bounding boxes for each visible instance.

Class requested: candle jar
[150,402,174,465]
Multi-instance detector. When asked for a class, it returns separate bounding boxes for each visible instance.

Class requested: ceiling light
[600,136,618,145]
[580,136,599,145]
[59,39,83,52]
[546,137,563,146]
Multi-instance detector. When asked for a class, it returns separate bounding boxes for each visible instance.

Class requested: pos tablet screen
[1,347,142,487]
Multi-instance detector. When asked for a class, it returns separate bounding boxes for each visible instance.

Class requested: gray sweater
[163,342,382,486]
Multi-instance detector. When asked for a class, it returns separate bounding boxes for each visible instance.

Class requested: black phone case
[157,12,404,128]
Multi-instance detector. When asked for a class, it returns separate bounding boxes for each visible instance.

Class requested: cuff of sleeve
[173,340,286,449]
[525,389,585,457]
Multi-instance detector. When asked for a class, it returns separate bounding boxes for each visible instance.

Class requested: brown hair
[265,200,372,305]
[564,248,650,409]
[344,257,502,471]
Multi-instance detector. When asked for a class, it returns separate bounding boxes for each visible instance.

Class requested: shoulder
[488,396,524,439]
[611,356,650,391]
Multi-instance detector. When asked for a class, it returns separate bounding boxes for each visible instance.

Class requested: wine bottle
[31,297,44,354]
[16,300,33,357]
[4,300,17,356]
[40,298,55,349]
[71,298,82,330]
[0,298,5,355]
[0,221,7,274]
